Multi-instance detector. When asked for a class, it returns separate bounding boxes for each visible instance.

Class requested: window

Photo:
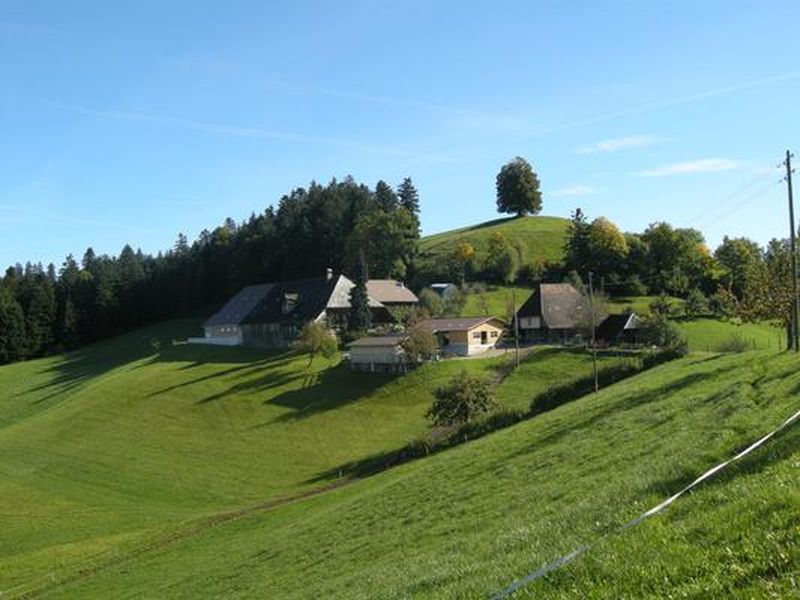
[472,331,482,339]
[490,331,498,338]
[282,293,299,314]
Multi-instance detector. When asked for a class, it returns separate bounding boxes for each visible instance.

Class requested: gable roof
[366,279,419,304]
[417,316,506,333]
[204,284,275,327]
[348,335,405,348]
[596,312,643,341]
[204,273,389,328]
[242,275,339,325]
[517,283,586,329]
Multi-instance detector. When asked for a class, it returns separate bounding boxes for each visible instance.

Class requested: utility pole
[512,289,520,367]
[588,272,599,392]
[784,150,799,352]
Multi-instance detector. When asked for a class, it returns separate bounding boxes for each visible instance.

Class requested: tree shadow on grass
[264,363,397,422]
[25,320,202,404]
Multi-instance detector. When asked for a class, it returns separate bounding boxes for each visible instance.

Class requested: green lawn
[418,215,569,278]
[459,283,535,318]
[32,349,800,599]
[0,320,609,596]
[676,318,785,352]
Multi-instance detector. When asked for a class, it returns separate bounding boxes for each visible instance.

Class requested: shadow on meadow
[22,319,202,405]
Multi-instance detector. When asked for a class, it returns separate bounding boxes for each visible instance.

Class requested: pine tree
[348,255,372,332]
[0,292,26,363]
[374,180,398,212]
[397,177,420,214]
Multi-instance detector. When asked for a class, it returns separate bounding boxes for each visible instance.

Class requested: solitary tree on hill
[496,157,542,217]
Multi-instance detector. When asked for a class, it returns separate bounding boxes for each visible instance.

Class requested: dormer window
[282,292,299,314]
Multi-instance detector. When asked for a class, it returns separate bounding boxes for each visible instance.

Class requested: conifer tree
[348,254,372,331]
[397,177,420,214]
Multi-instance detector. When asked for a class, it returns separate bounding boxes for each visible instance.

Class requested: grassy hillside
[418,215,569,279]
[31,349,799,599]
[0,322,616,596]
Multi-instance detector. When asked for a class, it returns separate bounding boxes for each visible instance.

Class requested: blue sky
[2,0,800,269]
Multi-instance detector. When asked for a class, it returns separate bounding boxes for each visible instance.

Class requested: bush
[648,293,673,317]
[401,324,438,364]
[716,334,750,353]
[428,372,497,427]
[530,361,643,414]
[684,288,709,319]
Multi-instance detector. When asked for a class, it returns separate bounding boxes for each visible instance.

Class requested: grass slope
[0,323,613,596]
[418,215,569,276]
[8,346,800,598]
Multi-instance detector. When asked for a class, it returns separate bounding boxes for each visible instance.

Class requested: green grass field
[0,321,618,597]
[418,215,569,277]
[676,318,785,352]
[22,349,798,599]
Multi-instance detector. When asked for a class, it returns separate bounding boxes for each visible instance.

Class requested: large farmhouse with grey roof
[515,283,587,344]
[194,270,417,347]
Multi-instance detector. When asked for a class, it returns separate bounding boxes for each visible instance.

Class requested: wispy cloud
[550,185,598,197]
[530,70,800,137]
[634,158,745,177]
[577,135,669,154]
[48,102,457,162]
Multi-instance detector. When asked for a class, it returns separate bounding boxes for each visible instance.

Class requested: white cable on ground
[492,405,800,599]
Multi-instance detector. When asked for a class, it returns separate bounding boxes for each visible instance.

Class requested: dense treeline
[0,176,421,364]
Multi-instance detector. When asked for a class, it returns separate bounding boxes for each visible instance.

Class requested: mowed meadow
[12,349,799,599]
[0,319,619,597]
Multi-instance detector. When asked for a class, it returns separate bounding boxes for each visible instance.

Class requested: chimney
[326,267,333,281]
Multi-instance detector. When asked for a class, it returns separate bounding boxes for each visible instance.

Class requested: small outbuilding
[347,335,407,373]
[417,316,506,356]
[430,283,459,299]
[595,313,644,347]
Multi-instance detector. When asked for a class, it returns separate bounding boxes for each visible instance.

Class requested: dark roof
[596,313,643,342]
[417,316,506,332]
[517,283,585,329]
[203,284,275,327]
[348,335,405,348]
[243,275,339,325]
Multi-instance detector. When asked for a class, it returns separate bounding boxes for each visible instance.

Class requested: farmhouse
[515,283,586,344]
[194,270,413,347]
[417,316,506,356]
[366,279,419,309]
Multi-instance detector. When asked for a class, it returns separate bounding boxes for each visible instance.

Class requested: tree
[640,314,688,354]
[427,372,497,428]
[452,240,475,286]
[346,209,419,279]
[484,232,519,283]
[684,288,709,319]
[401,324,437,364]
[374,180,398,212]
[293,321,337,367]
[418,288,445,317]
[0,292,26,364]
[495,157,542,216]
[587,217,628,280]
[564,208,591,275]
[714,236,762,300]
[397,177,420,214]
[649,292,673,317]
[348,257,372,332]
